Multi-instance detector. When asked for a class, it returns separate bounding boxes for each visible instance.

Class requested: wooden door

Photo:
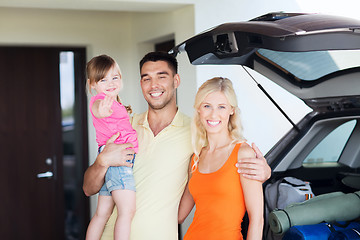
[0,47,64,239]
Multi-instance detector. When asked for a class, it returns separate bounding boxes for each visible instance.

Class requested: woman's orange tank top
[184,143,246,240]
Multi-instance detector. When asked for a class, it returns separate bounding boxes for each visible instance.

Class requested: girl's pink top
[90,92,138,153]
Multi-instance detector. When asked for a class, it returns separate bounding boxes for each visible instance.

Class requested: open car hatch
[172,12,360,107]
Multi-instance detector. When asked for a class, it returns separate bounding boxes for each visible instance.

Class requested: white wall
[130,5,196,116]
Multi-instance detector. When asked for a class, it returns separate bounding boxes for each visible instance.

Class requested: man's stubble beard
[147,83,176,111]
[148,91,176,110]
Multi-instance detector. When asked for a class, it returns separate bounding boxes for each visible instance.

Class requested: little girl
[85,54,138,240]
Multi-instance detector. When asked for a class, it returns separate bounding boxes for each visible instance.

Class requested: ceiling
[0,0,190,12]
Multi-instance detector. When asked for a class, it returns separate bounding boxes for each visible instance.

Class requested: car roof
[172,12,360,101]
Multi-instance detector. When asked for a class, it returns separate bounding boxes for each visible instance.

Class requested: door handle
[37,171,53,179]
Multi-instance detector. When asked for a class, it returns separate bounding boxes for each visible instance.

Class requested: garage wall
[130,5,196,116]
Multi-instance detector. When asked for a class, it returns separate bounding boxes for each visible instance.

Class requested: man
[83,52,271,240]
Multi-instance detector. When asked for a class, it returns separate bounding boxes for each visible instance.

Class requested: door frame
[59,46,90,238]
[0,45,89,239]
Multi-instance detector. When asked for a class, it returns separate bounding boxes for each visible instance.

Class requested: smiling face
[140,60,180,110]
[90,66,122,98]
[198,91,234,135]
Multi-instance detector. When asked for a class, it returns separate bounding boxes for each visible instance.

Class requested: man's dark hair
[140,51,178,74]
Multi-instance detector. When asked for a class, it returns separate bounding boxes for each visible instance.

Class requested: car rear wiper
[242,65,300,132]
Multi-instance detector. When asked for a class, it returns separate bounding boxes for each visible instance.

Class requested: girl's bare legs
[112,189,136,240]
[86,195,115,240]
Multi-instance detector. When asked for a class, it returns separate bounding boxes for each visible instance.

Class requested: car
[172,12,360,239]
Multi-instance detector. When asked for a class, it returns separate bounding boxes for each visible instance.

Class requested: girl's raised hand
[98,94,114,118]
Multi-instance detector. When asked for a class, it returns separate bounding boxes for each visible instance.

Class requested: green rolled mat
[268,191,360,235]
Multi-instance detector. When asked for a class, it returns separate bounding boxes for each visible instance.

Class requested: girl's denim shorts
[98,146,136,196]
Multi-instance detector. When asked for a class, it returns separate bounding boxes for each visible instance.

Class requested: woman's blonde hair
[191,77,245,172]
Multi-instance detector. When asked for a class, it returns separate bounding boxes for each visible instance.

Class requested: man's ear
[174,73,181,89]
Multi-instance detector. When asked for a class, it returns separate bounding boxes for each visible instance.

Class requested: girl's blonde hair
[86,54,132,114]
[191,77,245,172]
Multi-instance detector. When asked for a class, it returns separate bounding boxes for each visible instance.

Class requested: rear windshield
[257,49,360,81]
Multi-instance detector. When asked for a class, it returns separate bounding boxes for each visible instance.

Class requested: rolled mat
[269,191,360,234]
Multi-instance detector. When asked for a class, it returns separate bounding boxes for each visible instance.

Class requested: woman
[178,77,264,240]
